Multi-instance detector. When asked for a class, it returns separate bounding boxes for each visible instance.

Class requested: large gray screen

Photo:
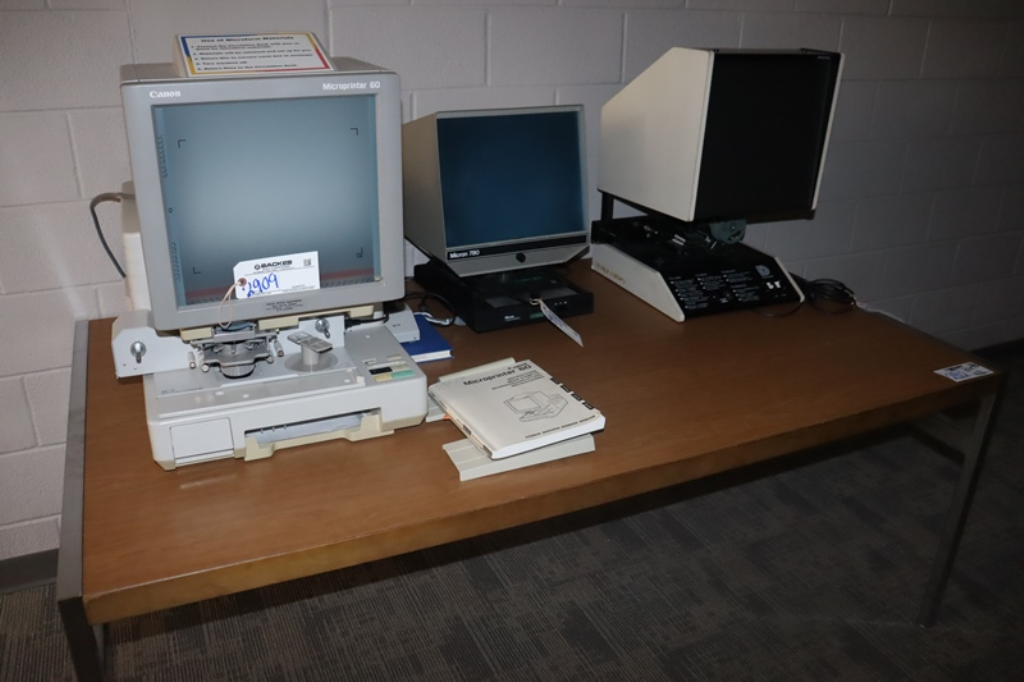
[153,95,380,306]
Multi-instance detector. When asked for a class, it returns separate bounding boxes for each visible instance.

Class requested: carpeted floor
[2,345,1022,681]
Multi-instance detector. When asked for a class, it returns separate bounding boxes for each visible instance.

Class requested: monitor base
[414,259,594,333]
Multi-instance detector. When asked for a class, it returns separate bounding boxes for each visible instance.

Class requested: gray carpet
[2,345,1022,681]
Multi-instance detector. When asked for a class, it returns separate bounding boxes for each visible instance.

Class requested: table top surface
[80,263,1002,623]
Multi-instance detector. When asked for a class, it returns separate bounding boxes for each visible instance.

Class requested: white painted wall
[1,0,1023,560]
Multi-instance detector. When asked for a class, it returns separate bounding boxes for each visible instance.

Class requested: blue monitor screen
[436,111,586,250]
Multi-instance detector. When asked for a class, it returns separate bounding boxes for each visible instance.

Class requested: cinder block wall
[1,0,1022,560]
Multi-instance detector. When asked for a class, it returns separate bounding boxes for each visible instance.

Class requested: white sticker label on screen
[233,251,320,299]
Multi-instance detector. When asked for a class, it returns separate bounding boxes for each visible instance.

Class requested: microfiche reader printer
[111,41,427,469]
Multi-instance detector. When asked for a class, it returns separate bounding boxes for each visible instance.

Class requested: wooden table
[57,265,1004,681]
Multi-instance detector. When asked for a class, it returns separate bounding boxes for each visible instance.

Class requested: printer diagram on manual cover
[504,392,568,422]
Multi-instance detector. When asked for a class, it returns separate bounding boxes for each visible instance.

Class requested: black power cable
[792,274,857,313]
[90,192,134,279]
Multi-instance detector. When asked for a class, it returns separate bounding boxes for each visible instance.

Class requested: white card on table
[934,362,993,383]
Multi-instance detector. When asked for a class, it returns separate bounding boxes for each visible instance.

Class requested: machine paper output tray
[144,325,427,470]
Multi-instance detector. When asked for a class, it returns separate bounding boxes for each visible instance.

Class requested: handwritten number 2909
[245,273,280,297]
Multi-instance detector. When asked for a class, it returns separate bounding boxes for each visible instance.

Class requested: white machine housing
[599,48,713,222]
[112,309,428,470]
[599,47,842,223]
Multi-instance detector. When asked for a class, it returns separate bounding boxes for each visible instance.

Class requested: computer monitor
[120,57,405,333]
[599,48,842,229]
[402,105,589,278]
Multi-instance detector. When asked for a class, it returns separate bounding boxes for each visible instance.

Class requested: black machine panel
[592,216,802,318]
[414,259,594,333]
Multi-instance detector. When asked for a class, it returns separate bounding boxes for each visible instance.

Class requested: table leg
[58,597,104,681]
[57,321,105,680]
[914,391,1000,626]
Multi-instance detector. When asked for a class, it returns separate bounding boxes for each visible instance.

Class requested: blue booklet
[402,314,453,363]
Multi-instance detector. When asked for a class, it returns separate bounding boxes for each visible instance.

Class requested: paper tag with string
[233,251,320,299]
[536,298,583,347]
